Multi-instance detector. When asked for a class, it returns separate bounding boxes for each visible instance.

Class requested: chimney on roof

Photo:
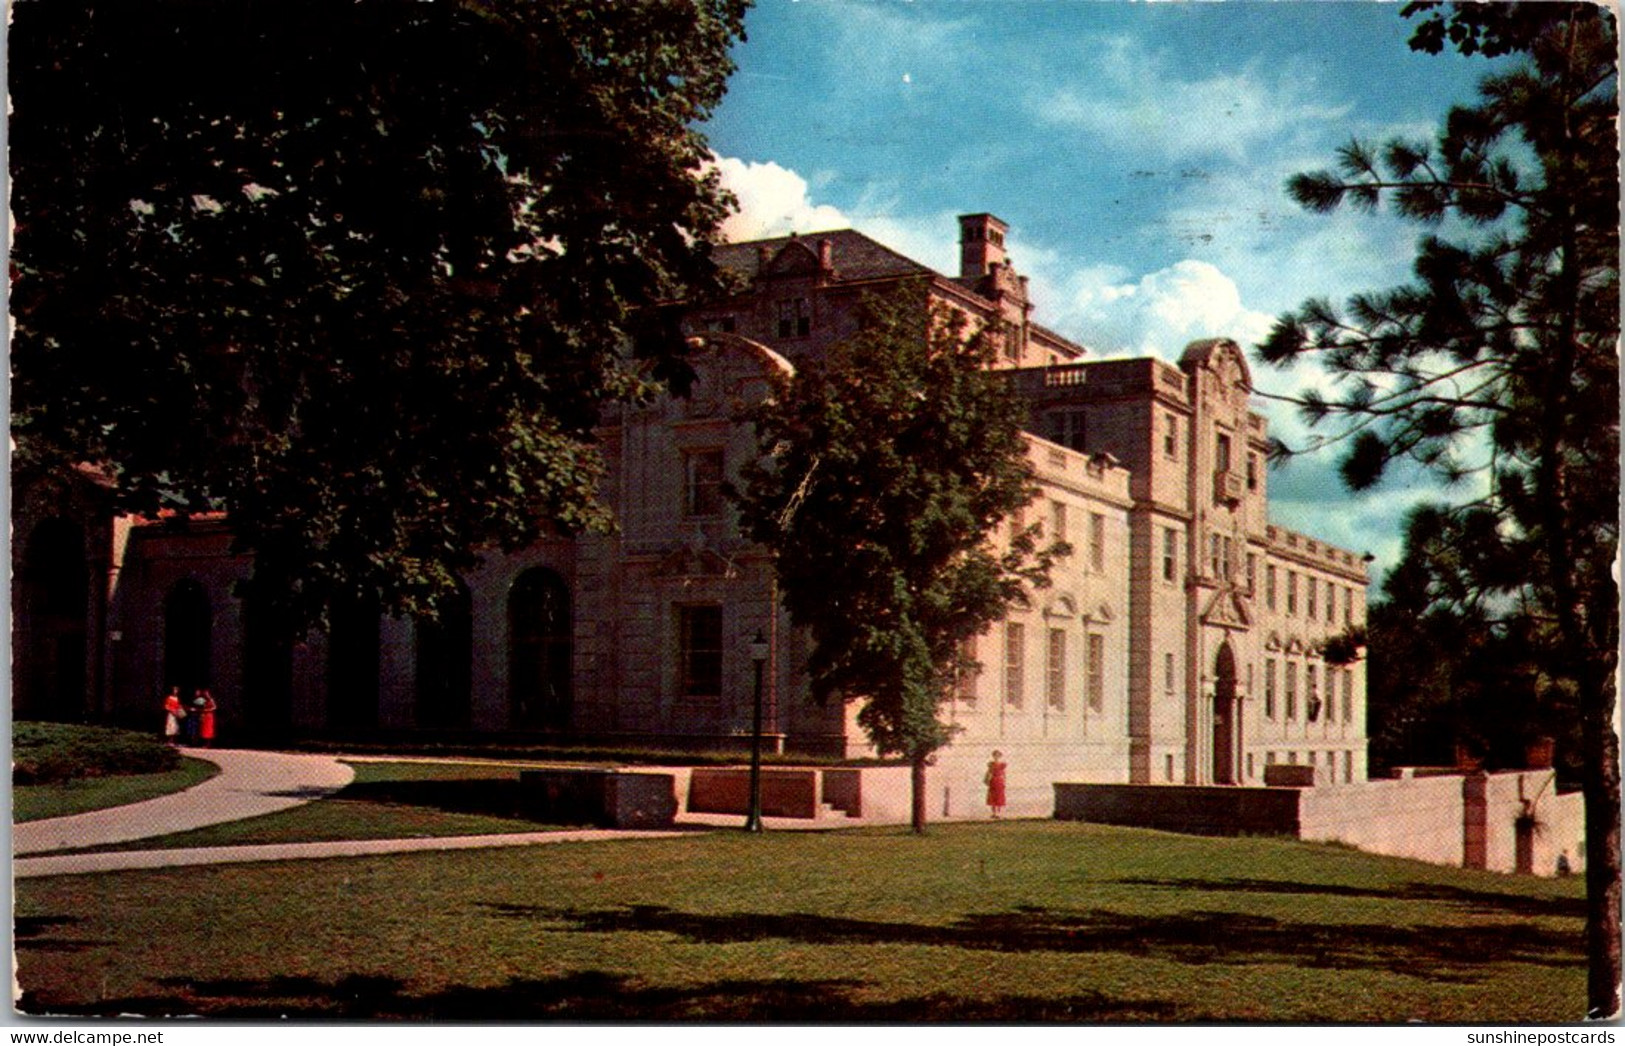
[958,213,1009,280]
[818,238,833,271]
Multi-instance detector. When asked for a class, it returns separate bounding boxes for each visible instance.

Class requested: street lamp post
[745,630,769,832]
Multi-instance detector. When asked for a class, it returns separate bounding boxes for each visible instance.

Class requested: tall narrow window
[1306,663,1320,721]
[1216,432,1232,473]
[1342,668,1354,723]
[956,638,979,708]
[1323,665,1337,721]
[1050,501,1068,543]
[1266,565,1278,610]
[1087,633,1106,712]
[1285,662,1298,720]
[1247,453,1259,490]
[1046,629,1067,711]
[1326,580,1337,624]
[1004,623,1025,709]
[1264,659,1277,719]
[1287,571,1298,615]
[678,605,723,697]
[1164,414,1178,458]
[1307,575,1318,619]
[1344,587,1353,625]
[1089,513,1106,573]
[1162,527,1178,583]
[1210,533,1222,577]
[1221,537,1233,580]
[683,449,725,517]
[1247,553,1257,591]
[1164,651,1176,694]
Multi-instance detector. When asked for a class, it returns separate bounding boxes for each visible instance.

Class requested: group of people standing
[161,686,218,747]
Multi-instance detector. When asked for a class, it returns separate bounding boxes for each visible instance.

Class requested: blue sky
[700,0,1518,584]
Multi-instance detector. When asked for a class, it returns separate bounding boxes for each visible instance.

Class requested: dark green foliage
[13,721,181,785]
[9,1,747,628]
[734,284,1067,829]
[1263,3,1618,1016]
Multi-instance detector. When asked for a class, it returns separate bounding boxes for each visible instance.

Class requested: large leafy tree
[10,1,747,630]
[735,284,1067,833]
[1259,3,1618,1017]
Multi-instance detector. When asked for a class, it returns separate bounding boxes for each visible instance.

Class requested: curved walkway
[13,747,355,856]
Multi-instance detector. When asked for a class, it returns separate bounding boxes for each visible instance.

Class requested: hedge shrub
[13,721,181,785]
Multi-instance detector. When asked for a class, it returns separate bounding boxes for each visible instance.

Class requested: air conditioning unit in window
[1214,469,1244,506]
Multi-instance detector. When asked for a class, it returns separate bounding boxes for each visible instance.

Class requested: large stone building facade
[11,213,1367,807]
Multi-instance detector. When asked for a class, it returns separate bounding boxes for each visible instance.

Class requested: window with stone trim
[1287,571,1298,615]
[678,605,723,697]
[1089,513,1106,573]
[1264,659,1277,719]
[1164,651,1176,694]
[1307,575,1318,618]
[1087,632,1105,713]
[1285,661,1298,720]
[1266,565,1277,610]
[777,298,811,338]
[1324,665,1338,721]
[1326,580,1337,624]
[1046,628,1066,711]
[1162,527,1178,583]
[1306,663,1320,721]
[1004,623,1025,709]
[683,448,726,517]
[1046,410,1087,452]
[1051,500,1068,543]
[1164,413,1179,458]
[1342,668,1354,723]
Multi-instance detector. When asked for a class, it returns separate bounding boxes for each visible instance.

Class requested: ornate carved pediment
[652,529,739,582]
[1200,585,1252,631]
[1044,594,1078,619]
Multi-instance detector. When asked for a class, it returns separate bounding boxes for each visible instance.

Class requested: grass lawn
[15,820,1587,1022]
[47,761,566,853]
[13,757,220,823]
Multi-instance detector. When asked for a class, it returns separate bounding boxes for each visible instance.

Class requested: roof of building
[710,229,933,284]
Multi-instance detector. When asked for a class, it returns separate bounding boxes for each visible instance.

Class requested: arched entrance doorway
[164,579,212,697]
[415,582,472,730]
[17,519,90,719]
[1212,640,1238,785]
[508,568,572,730]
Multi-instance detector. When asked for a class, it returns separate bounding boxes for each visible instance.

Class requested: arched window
[415,583,473,730]
[164,579,212,697]
[17,519,90,718]
[508,568,572,730]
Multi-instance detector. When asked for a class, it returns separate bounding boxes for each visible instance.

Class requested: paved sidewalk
[15,827,688,879]
[13,747,355,856]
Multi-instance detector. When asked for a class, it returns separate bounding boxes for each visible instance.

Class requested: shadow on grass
[475,902,1581,983]
[14,915,113,954]
[23,970,1178,1021]
[324,779,529,819]
[1115,877,1588,921]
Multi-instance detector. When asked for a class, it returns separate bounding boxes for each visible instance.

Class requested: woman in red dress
[162,687,186,745]
[984,750,1007,819]
[197,689,218,747]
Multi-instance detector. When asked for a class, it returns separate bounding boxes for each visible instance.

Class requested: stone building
[10,212,1367,805]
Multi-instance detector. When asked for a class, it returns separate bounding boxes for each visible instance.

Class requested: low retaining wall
[1054,770,1585,877]
[518,769,678,829]
[1053,783,1301,836]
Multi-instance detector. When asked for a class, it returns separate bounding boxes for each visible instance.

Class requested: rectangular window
[1221,536,1233,580]
[1266,751,1276,766]
[1246,753,1255,781]
[1047,410,1087,452]
[1089,513,1106,573]
[1051,501,1068,543]
[1344,750,1354,783]
[1344,587,1353,625]
[1324,665,1337,721]
[1306,575,1318,618]
[777,298,810,338]
[1266,565,1277,610]
[1162,527,1178,583]
[1342,668,1354,724]
[1287,571,1298,615]
[1164,651,1176,694]
[1165,753,1175,782]
[1247,553,1257,592]
[1264,659,1276,719]
[683,449,726,517]
[1307,663,1320,720]
[956,638,979,707]
[1087,633,1105,712]
[1285,662,1298,720]
[1046,629,1067,711]
[678,606,723,697]
[1288,751,1299,765]
[1326,580,1337,624]
[1004,623,1025,709]
[1216,431,1232,474]
[1246,453,1259,490]
[1164,413,1178,458]
[1210,533,1222,577]
[1309,750,1318,767]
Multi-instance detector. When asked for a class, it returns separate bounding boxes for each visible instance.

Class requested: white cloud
[713,155,853,242]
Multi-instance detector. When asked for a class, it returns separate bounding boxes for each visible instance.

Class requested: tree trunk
[910,752,928,834]
[1581,666,1622,1018]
